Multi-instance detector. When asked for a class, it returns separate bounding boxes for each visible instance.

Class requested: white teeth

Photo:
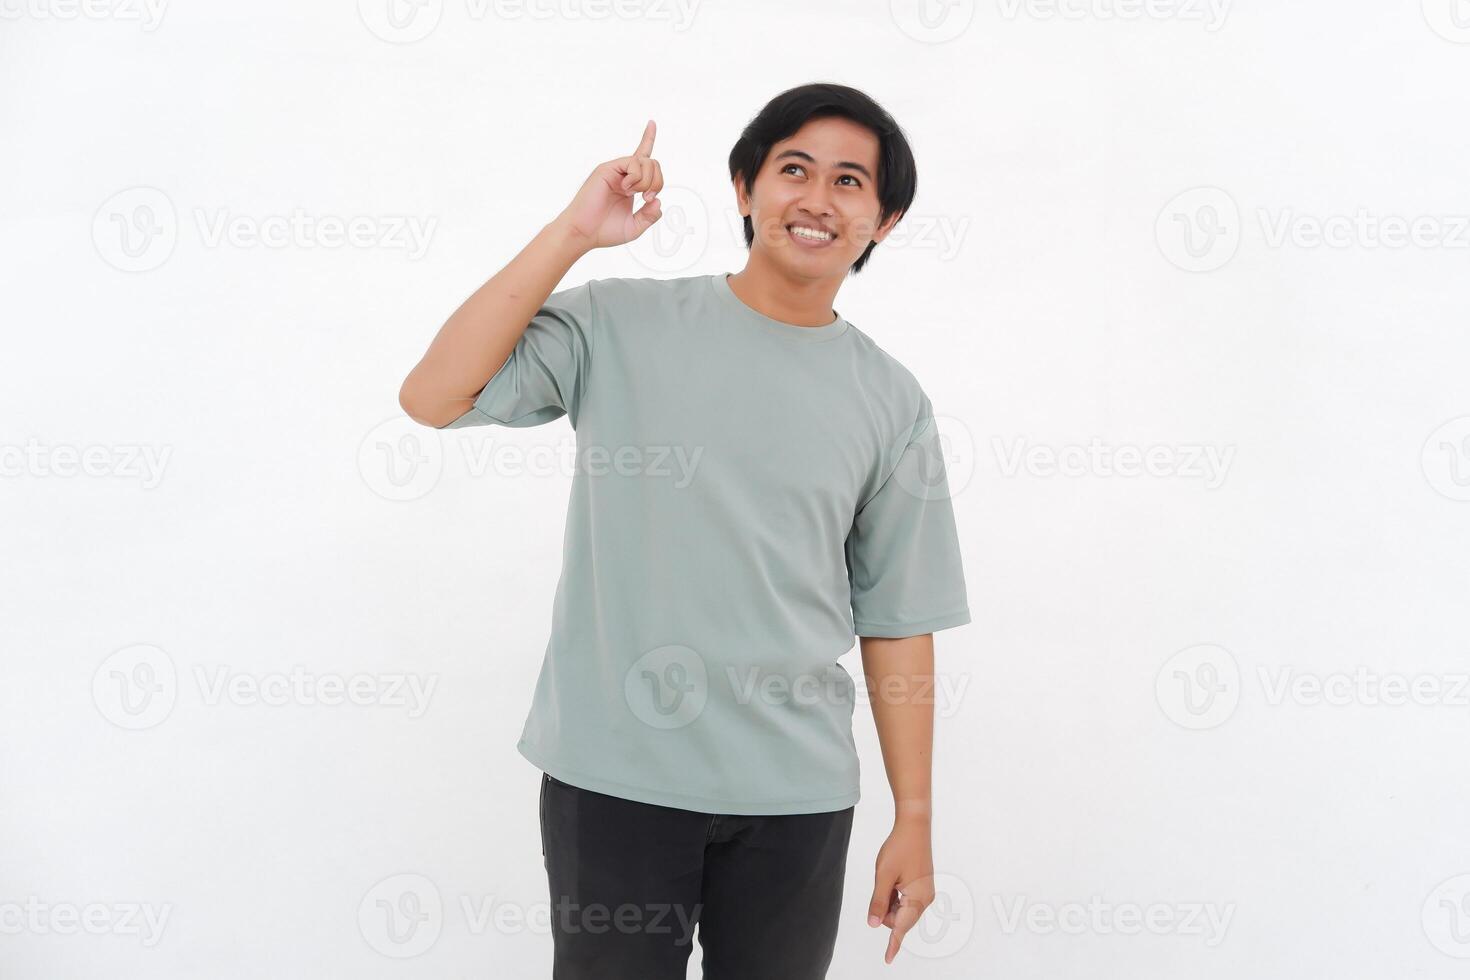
[789,225,833,241]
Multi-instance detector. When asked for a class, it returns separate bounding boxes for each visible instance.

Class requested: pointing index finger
[634,119,656,158]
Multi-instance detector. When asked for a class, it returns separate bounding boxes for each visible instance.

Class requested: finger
[647,159,663,199]
[633,159,659,195]
[868,873,896,927]
[620,157,645,193]
[633,118,656,159]
[627,194,662,238]
[884,894,923,964]
[628,156,658,195]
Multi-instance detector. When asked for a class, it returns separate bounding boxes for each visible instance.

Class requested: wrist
[544,213,595,256]
[894,798,932,824]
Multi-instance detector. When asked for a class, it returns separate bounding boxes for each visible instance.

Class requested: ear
[732,173,750,217]
[871,209,903,245]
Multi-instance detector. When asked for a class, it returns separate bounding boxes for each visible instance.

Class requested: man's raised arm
[398,120,664,428]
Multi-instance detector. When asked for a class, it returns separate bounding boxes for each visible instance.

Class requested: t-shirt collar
[709,273,851,342]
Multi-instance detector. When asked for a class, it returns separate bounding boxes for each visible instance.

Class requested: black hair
[727,82,917,275]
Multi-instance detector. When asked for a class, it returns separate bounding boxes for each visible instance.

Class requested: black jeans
[539,771,855,979]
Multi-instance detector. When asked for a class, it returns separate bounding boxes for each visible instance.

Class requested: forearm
[399,216,590,427]
[859,632,935,824]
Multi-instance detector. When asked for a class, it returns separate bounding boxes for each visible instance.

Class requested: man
[399,82,970,978]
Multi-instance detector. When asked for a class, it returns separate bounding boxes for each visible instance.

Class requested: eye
[781,163,862,189]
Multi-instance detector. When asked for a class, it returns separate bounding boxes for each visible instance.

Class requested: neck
[727,254,843,328]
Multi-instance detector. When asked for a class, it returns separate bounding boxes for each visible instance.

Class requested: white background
[4,1,1470,977]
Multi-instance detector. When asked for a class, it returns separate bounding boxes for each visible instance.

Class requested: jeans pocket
[539,772,549,859]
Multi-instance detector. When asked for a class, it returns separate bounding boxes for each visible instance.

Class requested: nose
[798,189,834,220]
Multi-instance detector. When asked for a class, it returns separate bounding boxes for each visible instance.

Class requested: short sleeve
[845,392,972,638]
[439,279,597,430]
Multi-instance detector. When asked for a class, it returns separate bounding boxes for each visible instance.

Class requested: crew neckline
[709,272,850,342]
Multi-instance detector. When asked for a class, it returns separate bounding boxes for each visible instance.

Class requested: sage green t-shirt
[441,271,970,815]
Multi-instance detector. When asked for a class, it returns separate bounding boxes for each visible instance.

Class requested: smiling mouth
[786,223,837,245]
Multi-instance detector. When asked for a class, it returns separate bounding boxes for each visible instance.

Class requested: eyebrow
[773,149,873,182]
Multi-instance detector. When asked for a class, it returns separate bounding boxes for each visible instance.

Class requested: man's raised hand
[556,119,664,249]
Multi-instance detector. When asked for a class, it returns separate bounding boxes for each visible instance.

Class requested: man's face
[735,116,898,278]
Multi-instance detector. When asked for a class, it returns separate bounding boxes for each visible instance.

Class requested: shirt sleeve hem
[853,607,972,638]
[436,405,488,429]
